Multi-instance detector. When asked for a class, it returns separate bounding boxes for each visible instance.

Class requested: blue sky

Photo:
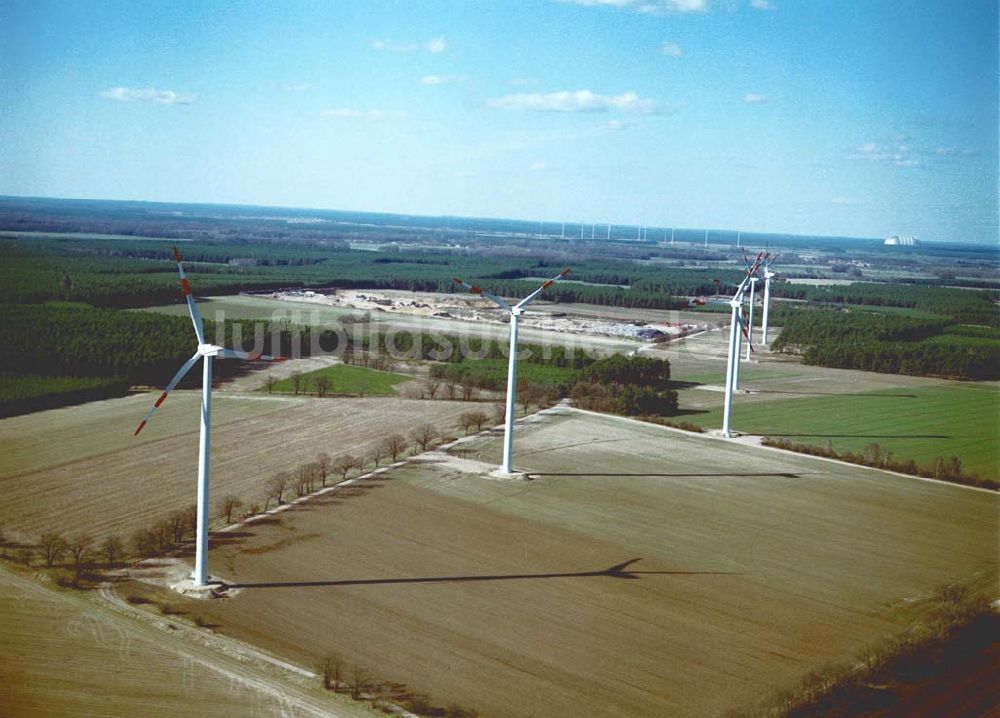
[1,0,996,242]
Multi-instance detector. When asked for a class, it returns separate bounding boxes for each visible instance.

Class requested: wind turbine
[761,253,777,345]
[722,251,764,437]
[134,246,272,587]
[745,276,758,360]
[453,268,571,475]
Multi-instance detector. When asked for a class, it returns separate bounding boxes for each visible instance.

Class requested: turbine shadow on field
[758,433,951,439]
[526,472,804,479]
[750,390,918,398]
[229,558,735,590]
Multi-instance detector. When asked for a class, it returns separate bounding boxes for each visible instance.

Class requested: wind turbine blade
[452,277,512,311]
[173,246,206,345]
[134,351,201,435]
[220,349,273,361]
[515,267,571,309]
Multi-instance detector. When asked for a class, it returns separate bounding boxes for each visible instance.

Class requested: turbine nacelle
[198,343,225,357]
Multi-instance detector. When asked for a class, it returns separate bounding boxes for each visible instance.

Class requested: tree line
[771,308,1000,380]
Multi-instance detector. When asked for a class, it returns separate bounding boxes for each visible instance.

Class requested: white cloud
[321,108,404,120]
[487,89,662,114]
[934,147,978,157]
[743,93,768,104]
[659,42,683,57]
[529,161,548,171]
[831,196,858,206]
[371,37,446,54]
[749,0,775,9]
[848,141,921,168]
[425,36,447,54]
[603,119,630,131]
[100,86,195,105]
[558,0,708,13]
[420,75,463,86]
[282,82,313,92]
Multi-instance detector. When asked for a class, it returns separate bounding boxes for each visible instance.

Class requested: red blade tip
[172,246,181,262]
[134,420,147,436]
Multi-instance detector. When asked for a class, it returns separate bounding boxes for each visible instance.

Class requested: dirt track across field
[0,565,369,718]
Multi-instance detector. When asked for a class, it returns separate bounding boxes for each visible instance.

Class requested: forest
[771,308,1000,380]
[2,229,998,414]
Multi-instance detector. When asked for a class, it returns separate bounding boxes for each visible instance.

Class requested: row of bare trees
[321,655,479,717]
[0,399,549,581]
[0,530,126,585]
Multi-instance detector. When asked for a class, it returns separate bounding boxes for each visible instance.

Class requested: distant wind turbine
[722,251,764,437]
[761,253,777,345]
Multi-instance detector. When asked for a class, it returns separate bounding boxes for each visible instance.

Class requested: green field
[267,363,409,396]
[692,384,1000,478]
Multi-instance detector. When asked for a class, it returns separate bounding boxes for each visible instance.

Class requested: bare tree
[350,666,371,700]
[369,445,385,468]
[153,519,175,550]
[461,384,476,401]
[131,529,157,559]
[383,434,408,462]
[492,402,506,425]
[444,382,458,400]
[314,375,332,397]
[265,375,280,395]
[168,510,187,543]
[101,535,124,566]
[520,382,549,414]
[184,504,198,537]
[469,410,489,431]
[217,495,244,523]
[410,424,438,452]
[16,546,34,567]
[316,452,332,486]
[322,657,343,692]
[426,380,441,399]
[67,534,93,580]
[39,532,67,567]
[459,411,478,435]
[265,472,291,508]
[290,371,304,396]
[296,463,320,496]
[332,454,357,481]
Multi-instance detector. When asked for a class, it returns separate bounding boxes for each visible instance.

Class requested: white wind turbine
[134,246,272,587]
[761,253,777,345]
[722,251,764,437]
[453,268,571,475]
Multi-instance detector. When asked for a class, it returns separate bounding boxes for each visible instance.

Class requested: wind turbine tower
[453,269,571,475]
[135,247,272,587]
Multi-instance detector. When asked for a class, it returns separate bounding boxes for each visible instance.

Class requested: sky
[1,0,997,243]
